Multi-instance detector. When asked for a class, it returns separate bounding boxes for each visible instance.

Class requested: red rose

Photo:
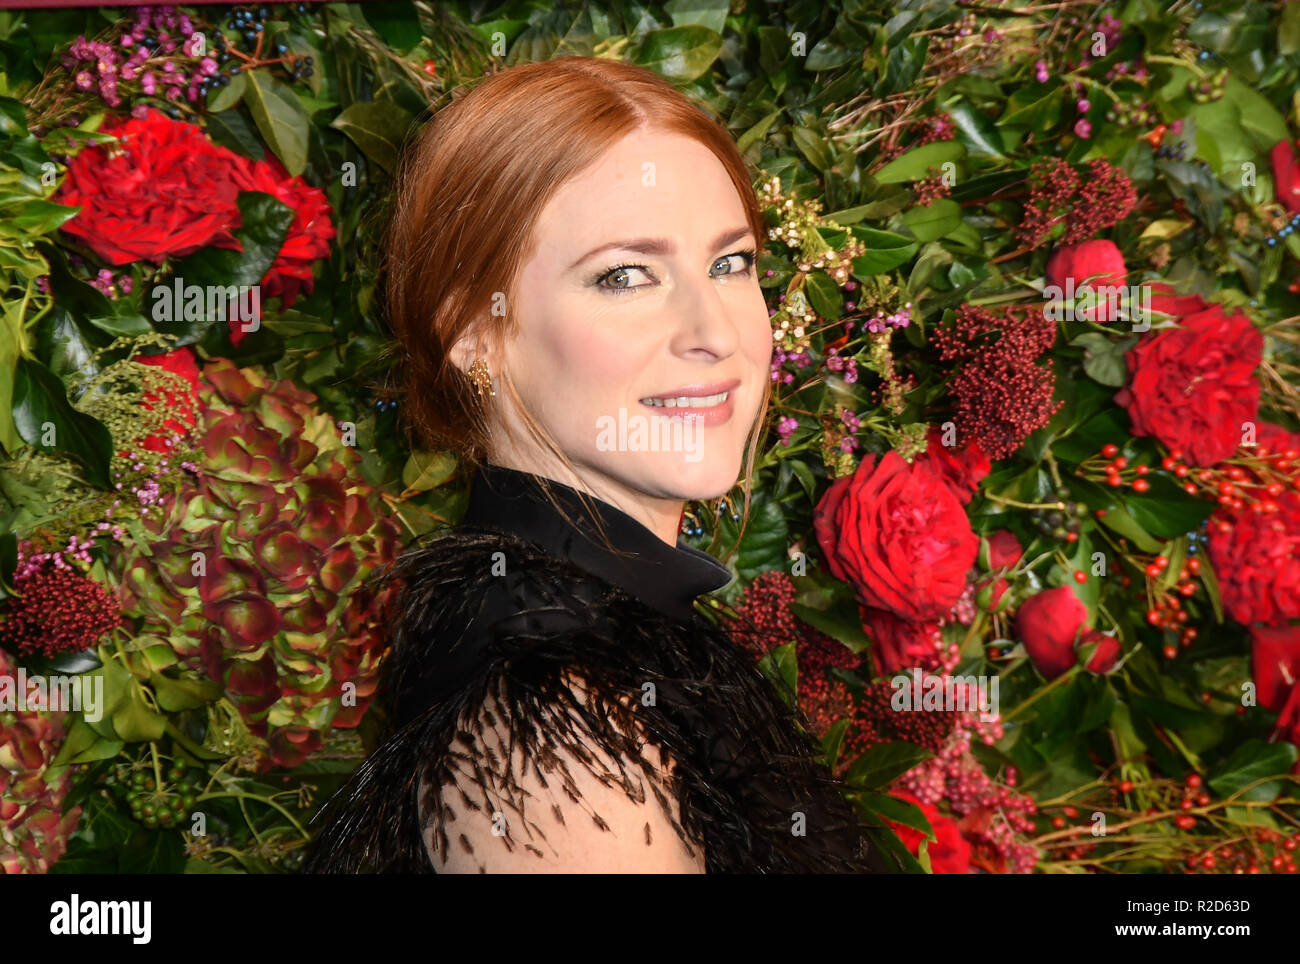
[1078,627,1121,675]
[915,427,991,504]
[885,790,972,874]
[859,606,944,675]
[1208,492,1300,627]
[1271,140,1300,216]
[1015,585,1088,679]
[57,109,244,264]
[1114,304,1263,466]
[814,451,979,622]
[131,347,202,454]
[986,529,1023,570]
[229,152,335,307]
[1251,623,1300,750]
[1251,623,1300,713]
[977,529,1023,611]
[1147,281,1209,320]
[1045,239,1127,322]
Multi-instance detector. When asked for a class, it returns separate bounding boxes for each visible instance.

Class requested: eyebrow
[566,225,755,271]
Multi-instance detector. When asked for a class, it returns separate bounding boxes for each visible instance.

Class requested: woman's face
[486,127,773,541]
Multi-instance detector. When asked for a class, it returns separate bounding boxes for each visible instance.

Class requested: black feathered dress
[302,461,899,873]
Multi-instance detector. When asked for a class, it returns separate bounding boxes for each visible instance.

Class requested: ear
[448,324,490,374]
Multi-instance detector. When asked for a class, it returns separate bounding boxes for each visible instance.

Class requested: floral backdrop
[2,0,1299,874]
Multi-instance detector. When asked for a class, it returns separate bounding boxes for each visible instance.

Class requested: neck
[484,455,684,546]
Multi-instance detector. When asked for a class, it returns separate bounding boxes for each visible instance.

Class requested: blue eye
[711,248,757,277]
[596,263,655,293]
[590,247,758,295]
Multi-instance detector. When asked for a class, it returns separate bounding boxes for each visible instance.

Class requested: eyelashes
[591,247,758,295]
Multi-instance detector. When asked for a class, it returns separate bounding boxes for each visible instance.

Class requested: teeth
[640,391,729,408]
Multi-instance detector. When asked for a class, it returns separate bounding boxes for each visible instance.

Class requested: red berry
[1119,780,1134,793]
[1132,478,1150,492]
[1101,443,1119,457]
[1186,773,1202,789]
[1073,570,1087,583]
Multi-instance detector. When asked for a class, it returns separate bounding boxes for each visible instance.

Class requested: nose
[666,268,743,359]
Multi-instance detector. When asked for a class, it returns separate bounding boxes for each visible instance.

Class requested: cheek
[516,299,648,406]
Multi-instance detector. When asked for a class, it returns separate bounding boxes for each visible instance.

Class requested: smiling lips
[638,380,739,426]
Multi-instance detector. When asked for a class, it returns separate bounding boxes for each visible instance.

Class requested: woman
[303,55,898,873]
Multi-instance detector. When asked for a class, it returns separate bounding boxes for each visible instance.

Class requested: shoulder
[421,666,706,873]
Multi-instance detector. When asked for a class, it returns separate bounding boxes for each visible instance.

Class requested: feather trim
[303,525,900,873]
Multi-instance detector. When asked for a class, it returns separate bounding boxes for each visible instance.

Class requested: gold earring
[468,358,495,399]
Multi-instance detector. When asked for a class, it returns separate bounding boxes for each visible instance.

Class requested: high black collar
[459,461,734,623]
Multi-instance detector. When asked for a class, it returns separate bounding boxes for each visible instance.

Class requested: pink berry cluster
[61,5,216,110]
[894,730,1040,874]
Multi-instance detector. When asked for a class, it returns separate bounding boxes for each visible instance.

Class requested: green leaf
[401,449,458,493]
[736,109,781,160]
[664,0,729,33]
[330,99,415,175]
[51,716,122,766]
[851,227,918,276]
[1208,739,1298,802]
[844,740,933,789]
[1122,474,1213,540]
[11,356,113,489]
[1071,332,1136,387]
[118,829,187,874]
[204,108,265,161]
[873,140,965,184]
[756,639,797,709]
[206,71,247,112]
[361,0,424,52]
[791,126,833,173]
[43,247,150,338]
[945,98,1006,158]
[1000,80,1063,132]
[902,198,963,242]
[243,69,309,176]
[855,790,934,836]
[731,494,789,581]
[803,270,842,320]
[790,599,870,653]
[150,672,222,712]
[630,26,723,84]
[110,686,166,742]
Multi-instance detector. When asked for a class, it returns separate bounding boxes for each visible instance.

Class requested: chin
[640,448,745,501]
